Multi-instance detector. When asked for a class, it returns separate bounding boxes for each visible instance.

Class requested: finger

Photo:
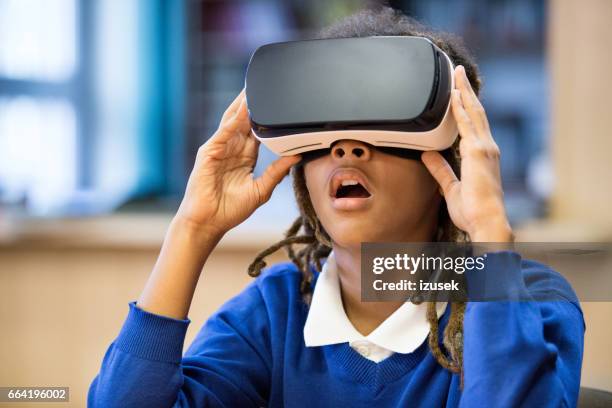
[243,129,261,160]
[223,95,251,133]
[220,89,246,124]
[254,155,302,202]
[451,89,477,141]
[421,151,460,197]
[455,66,490,135]
[232,93,253,135]
[211,96,251,145]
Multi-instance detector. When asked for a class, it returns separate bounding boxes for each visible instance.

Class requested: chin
[327,217,431,247]
[327,223,393,248]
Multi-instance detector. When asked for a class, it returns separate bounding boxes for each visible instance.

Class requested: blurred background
[0,0,552,220]
[0,0,611,406]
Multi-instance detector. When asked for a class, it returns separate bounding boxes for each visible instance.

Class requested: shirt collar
[303,250,447,354]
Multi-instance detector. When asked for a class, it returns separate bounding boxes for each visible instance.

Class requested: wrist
[169,215,225,247]
[469,218,514,243]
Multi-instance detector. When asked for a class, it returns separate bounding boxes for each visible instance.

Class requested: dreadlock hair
[247,5,482,386]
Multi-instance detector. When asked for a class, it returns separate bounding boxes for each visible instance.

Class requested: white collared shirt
[303,251,447,363]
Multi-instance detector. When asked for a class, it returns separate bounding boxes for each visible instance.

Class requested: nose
[331,139,372,161]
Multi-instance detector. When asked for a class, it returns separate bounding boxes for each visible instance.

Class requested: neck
[332,222,437,336]
[333,246,403,336]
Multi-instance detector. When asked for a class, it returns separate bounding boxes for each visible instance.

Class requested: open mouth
[335,180,371,198]
[329,170,373,211]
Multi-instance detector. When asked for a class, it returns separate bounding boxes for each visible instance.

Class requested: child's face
[303,140,442,247]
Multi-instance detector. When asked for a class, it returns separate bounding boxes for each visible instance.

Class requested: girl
[89,7,584,407]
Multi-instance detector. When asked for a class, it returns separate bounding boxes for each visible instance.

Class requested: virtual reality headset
[244,36,457,157]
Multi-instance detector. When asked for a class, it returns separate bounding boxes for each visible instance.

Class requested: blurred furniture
[579,387,612,408]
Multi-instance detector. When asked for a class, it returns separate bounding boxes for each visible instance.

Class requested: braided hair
[247,6,482,385]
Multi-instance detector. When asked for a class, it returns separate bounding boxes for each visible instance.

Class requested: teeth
[341,180,359,186]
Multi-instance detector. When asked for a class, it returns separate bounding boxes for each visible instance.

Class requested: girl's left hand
[421,65,514,242]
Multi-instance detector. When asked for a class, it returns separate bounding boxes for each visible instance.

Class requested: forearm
[89,278,272,407]
[137,216,224,320]
[462,302,582,407]
[460,252,584,407]
[88,307,188,408]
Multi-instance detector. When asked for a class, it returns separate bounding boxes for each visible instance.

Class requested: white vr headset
[244,36,457,158]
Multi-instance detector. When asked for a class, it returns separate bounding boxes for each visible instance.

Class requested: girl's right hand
[175,90,301,238]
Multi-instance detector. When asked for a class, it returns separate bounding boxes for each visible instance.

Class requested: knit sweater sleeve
[459,251,585,408]
[87,282,271,408]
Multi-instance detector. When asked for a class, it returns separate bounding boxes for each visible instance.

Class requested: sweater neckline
[321,307,451,392]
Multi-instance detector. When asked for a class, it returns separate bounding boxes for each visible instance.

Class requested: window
[0,0,185,216]
[0,0,81,214]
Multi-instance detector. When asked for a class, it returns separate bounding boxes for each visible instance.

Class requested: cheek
[303,162,328,210]
[303,162,341,233]
[378,161,440,211]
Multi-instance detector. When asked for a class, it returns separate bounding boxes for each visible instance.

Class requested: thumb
[254,155,302,203]
[421,151,460,197]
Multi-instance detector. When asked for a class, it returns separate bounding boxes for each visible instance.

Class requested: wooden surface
[0,245,287,407]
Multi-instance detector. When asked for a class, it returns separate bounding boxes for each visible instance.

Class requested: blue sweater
[88,252,584,407]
